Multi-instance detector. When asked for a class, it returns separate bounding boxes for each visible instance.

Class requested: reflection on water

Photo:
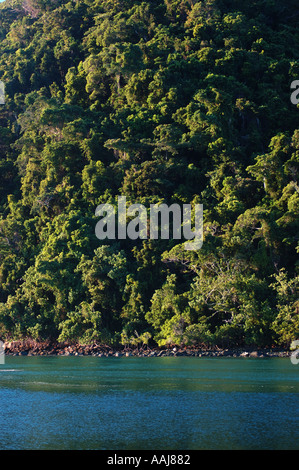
[0,356,298,450]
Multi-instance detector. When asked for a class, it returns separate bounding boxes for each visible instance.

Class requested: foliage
[0,0,298,348]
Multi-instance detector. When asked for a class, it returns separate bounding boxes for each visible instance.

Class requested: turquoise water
[0,356,298,450]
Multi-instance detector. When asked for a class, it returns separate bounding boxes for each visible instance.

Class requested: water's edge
[3,340,290,358]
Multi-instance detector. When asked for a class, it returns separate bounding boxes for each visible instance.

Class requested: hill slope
[0,0,298,348]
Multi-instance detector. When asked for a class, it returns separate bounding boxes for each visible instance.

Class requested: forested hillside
[0,0,298,348]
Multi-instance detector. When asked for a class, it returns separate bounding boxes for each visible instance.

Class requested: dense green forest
[0,0,298,349]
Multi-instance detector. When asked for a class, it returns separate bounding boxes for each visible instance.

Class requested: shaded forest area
[0,0,298,348]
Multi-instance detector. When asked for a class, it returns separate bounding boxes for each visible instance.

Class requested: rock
[125,352,132,357]
[223,349,232,356]
[240,351,249,357]
[249,351,258,357]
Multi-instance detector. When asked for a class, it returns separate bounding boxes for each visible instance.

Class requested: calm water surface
[0,356,298,450]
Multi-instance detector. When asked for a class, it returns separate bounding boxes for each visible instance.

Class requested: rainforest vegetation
[0,0,298,348]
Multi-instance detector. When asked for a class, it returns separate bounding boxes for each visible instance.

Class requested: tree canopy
[0,0,298,348]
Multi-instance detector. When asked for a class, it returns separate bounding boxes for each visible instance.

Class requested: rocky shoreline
[2,340,291,358]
